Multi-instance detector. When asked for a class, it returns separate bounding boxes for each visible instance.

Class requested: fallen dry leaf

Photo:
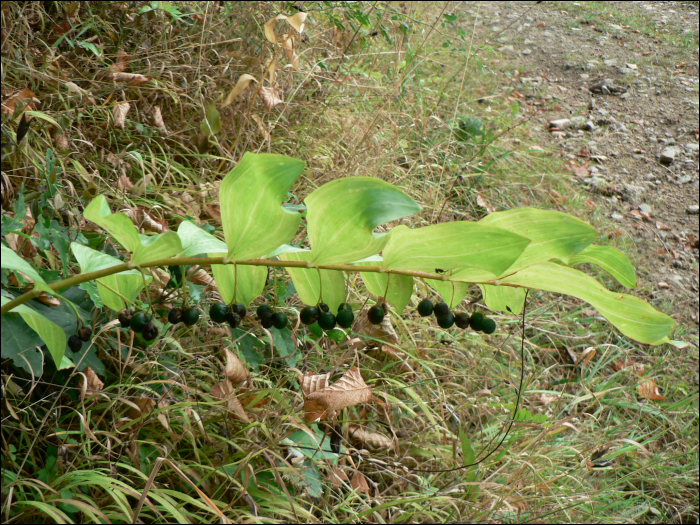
[304,367,373,423]
[123,207,168,233]
[223,348,250,386]
[637,379,665,401]
[300,371,330,396]
[210,380,251,422]
[113,49,130,72]
[353,305,398,344]
[259,86,284,110]
[108,72,152,85]
[347,425,396,452]
[475,193,494,214]
[1,88,39,114]
[112,102,130,129]
[350,471,370,494]
[153,105,167,133]
[221,74,257,108]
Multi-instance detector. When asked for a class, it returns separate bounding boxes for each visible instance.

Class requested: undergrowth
[1,2,697,523]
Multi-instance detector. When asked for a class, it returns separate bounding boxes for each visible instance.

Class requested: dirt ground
[461,1,699,335]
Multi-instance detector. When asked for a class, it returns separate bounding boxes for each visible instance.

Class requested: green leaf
[305,177,421,265]
[1,296,66,367]
[209,256,266,307]
[459,428,476,469]
[287,428,337,461]
[426,277,470,309]
[71,243,150,311]
[1,245,53,294]
[479,208,597,274]
[497,262,676,345]
[479,285,526,314]
[177,221,227,257]
[272,327,299,367]
[382,223,530,275]
[279,250,346,312]
[569,244,636,288]
[220,152,304,261]
[83,195,182,265]
[200,103,221,136]
[1,307,44,376]
[357,261,413,314]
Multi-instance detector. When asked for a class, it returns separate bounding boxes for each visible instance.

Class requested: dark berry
[368,305,385,325]
[118,308,133,328]
[433,301,450,319]
[225,311,241,329]
[318,302,330,313]
[209,303,228,323]
[469,312,486,331]
[260,312,275,329]
[182,307,200,327]
[232,303,247,319]
[336,309,354,329]
[130,312,150,333]
[300,306,319,325]
[481,318,497,334]
[318,312,336,330]
[78,326,92,342]
[273,312,288,329]
[338,302,352,312]
[454,312,471,329]
[68,334,83,352]
[417,299,434,317]
[168,307,183,324]
[437,312,455,329]
[257,304,273,319]
[142,322,159,341]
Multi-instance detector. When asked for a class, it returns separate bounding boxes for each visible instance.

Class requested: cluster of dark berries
[367,303,385,325]
[299,302,354,331]
[255,303,289,330]
[118,308,159,340]
[209,302,248,329]
[168,306,200,327]
[67,326,92,352]
[416,299,496,334]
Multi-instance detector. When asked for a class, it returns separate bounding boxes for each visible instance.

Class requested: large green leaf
[426,277,471,309]
[209,256,267,307]
[497,262,676,345]
[279,251,345,312]
[479,208,597,274]
[569,244,636,288]
[356,261,413,314]
[479,284,526,314]
[220,152,304,261]
[200,103,222,136]
[1,296,66,367]
[305,177,421,265]
[382,223,530,275]
[84,195,182,265]
[71,243,150,311]
[1,245,53,294]
[177,221,227,257]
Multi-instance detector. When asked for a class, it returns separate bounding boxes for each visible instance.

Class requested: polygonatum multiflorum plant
[1,152,681,369]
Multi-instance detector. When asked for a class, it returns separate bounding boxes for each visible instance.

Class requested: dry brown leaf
[531,393,560,406]
[575,347,596,368]
[221,74,258,108]
[637,379,665,401]
[251,114,270,140]
[113,102,130,129]
[35,294,61,306]
[1,88,39,114]
[153,105,167,133]
[259,86,284,110]
[264,14,288,43]
[476,192,494,214]
[108,72,152,85]
[54,133,69,152]
[350,471,370,494]
[117,173,134,191]
[353,306,398,344]
[187,267,217,289]
[328,466,350,489]
[123,207,167,233]
[347,425,396,452]
[300,371,330,396]
[281,35,301,70]
[202,203,221,220]
[614,359,645,375]
[304,367,372,423]
[210,380,251,422]
[377,345,418,381]
[223,348,250,385]
[113,49,130,72]
[82,366,104,392]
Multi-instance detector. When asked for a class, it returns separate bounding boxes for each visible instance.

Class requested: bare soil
[463,1,699,334]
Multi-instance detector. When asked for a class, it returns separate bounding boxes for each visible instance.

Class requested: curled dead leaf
[108,72,152,85]
[123,207,168,233]
[304,367,372,423]
[350,471,370,494]
[1,88,39,115]
[348,425,396,452]
[223,348,250,385]
[187,267,217,290]
[153,105,167,133]
[637,379,665,401]
[221,74,257,108]
[210,380,251,423]
[259,86,284,110]
[112,102,130,129]
[113,49,130,72]
[300,371,330,396]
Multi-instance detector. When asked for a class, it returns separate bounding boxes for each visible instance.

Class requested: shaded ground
[460,1,699,333]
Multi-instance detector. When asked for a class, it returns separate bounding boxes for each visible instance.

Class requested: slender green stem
[1,255,520,316]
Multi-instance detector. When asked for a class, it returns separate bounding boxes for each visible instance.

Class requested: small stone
[686,143,699,152]
[660,146,680,164]
[498,45,514,53]
[678,175,692,184]
[611,213,624,221]
[644,173,656,180]
[521,48,532,55]
[638,204,652,214]
[604,59,617,67]
[524,38,534,45]
[626,63,638,70]
[608,24,623,30]
[687,205,699,215]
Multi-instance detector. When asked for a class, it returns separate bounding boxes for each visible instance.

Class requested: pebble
[522,48,532,55]
[688,205,699,215]
[660,146,680,164]
[611,213,624,220]
[686,143,699,152]
[639,203,652,214]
